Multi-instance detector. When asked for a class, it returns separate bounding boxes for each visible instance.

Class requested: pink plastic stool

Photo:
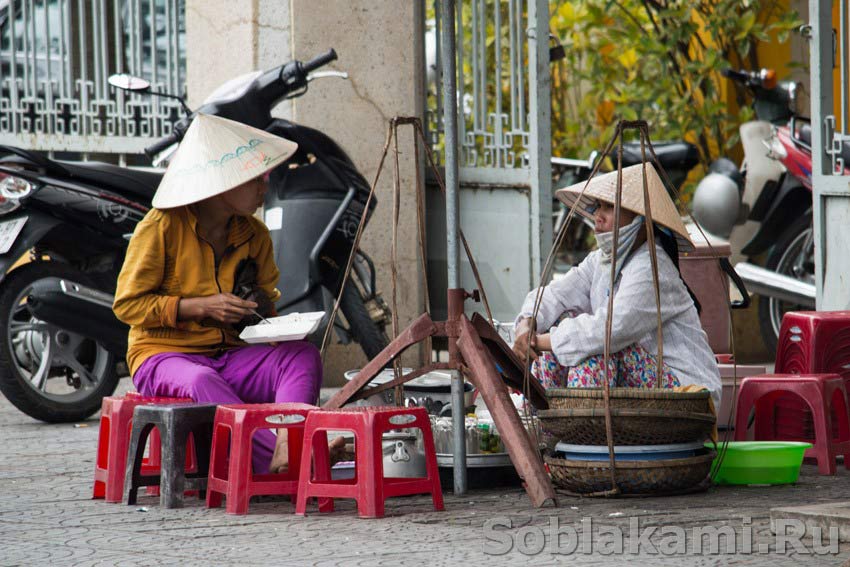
[92,392,193,502]
[295,406,443,518]
[734,373,850,474]
[206,403,326,515]
[773,311,850,440]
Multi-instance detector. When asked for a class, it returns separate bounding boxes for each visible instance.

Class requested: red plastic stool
[206,402,324,515]
[92,392,193,502]
[775,311,850,378]
[773,311,850,440]
[734,373,850,474]
[295,406,444,518]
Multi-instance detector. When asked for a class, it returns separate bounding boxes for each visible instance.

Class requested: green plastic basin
[706,441,812,485]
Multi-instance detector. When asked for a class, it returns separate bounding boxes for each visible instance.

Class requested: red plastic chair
[295,406,443,519]
[206,403,325,515]
[734,373,850,474]
[92,392,193,502]
[773,311,850,440]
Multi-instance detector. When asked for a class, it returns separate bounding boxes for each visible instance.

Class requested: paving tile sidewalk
[2,381,850,566]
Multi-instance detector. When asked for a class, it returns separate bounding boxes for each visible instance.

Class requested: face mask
[595,215,644,284]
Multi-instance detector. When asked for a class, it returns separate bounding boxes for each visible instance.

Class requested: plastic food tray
[239,311,325,343]
[554,441,705,462]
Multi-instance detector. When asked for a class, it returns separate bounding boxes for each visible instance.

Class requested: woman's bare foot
[269,433,350,474]
[269,429,289,474]
[328,436,347,465]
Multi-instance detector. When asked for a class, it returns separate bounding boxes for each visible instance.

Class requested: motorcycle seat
[56,161,161,204]
[621,141,700,171]
[797,121,850,167]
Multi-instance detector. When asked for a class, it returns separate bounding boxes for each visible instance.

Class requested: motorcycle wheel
[0,262,119,423]
[757,215,814,355]
[339,282,389,360]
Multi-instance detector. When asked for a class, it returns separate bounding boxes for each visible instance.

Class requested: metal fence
[424,0,551,321]
[0,0,185,157]
[426,0,538,171]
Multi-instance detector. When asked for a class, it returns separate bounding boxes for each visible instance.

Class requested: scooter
[0,49,391,423]
[691,68,842,353]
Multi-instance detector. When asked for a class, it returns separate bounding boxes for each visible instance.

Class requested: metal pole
[439,0,466,495]
[810,0,834,309]
[527,0,553,282]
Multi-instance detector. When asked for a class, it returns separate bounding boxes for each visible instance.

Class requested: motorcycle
[691,67,841,353]
[0,49,391,423]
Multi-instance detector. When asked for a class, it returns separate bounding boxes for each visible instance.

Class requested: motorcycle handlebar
[144,116,194,160]
[144,50,337,161]
[721,68,749,82]
[303,49,338,74]
[144,131,181,159]
[721,68,777,90]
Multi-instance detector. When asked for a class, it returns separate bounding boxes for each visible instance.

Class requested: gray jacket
[516,242,722,406]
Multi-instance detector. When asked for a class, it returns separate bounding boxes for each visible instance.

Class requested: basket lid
[545,387,711,400]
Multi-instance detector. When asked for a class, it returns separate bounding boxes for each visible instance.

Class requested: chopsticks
[251,309,273,325]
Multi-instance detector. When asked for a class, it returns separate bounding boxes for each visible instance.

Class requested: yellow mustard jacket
[113,206,280,375]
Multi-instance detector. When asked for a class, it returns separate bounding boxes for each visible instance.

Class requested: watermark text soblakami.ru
[482,516,839,556]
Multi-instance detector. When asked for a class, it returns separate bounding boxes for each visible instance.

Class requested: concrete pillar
[290,0,425,385]
[185,1,259,107]
[185,1,425,385]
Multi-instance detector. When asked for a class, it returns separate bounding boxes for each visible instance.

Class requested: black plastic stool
[124,403,217,508]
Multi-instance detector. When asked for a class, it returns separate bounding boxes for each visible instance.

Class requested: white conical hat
[556,163,694,251]
[152,114,298,209]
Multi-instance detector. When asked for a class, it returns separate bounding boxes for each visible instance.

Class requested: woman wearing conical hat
[113,114,341,474]
[512,164,721,406]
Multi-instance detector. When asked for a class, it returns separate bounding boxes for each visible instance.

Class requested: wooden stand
[324,289,557,508]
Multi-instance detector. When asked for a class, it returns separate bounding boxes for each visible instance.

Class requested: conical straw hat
[556,163,694,251]
[152,114,298,209]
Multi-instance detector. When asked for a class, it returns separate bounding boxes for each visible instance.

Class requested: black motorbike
[0,49,390,423]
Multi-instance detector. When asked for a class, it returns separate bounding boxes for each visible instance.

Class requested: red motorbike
[692,68,850,353]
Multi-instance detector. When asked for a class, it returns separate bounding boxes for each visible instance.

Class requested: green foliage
[550,0,802,200]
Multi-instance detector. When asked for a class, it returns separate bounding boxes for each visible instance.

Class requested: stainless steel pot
[381,431,426,478]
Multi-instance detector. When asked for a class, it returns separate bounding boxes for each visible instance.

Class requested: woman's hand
[512,330,539,362]
[178,293,258,324]
[534,333,552,352]
[515,316,533,338]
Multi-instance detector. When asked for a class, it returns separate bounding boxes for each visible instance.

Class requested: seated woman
[512,164,721,407]
[113,114,341,474]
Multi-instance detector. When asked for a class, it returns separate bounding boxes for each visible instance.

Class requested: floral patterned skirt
[530,344,680,390]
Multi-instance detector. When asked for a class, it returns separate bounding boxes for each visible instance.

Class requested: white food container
[239,311,325,343]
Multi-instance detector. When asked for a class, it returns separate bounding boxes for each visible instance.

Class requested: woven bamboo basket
[546,388,712,413]
[545,451,716,495]
[538,408,716,446]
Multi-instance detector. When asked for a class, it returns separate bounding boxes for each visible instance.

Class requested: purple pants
[132,342,322,473]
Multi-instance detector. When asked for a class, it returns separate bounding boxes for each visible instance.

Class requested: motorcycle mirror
[107,73,151,92]
[109,73,193,117]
